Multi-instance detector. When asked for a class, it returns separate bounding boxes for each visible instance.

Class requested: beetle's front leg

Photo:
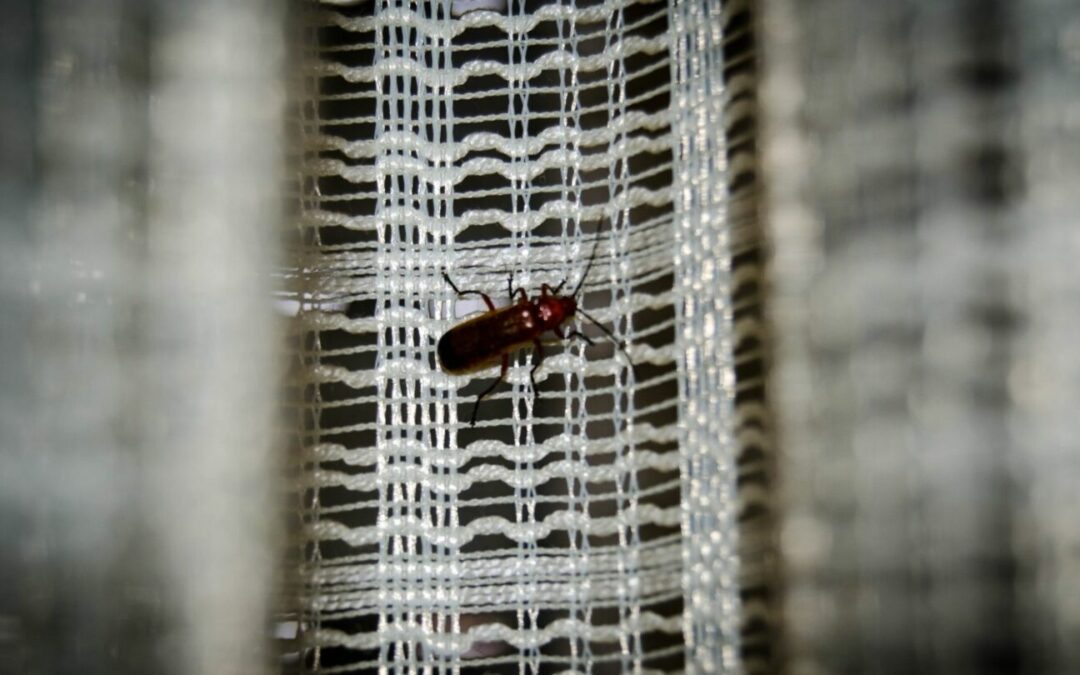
[443,271,496,311]
[503,272,531,304]
[554,325,594,347]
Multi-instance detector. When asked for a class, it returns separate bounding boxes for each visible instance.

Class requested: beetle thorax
[534,295,576,330]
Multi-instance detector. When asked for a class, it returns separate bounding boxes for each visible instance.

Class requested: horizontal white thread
[305,539,682,586]
[315,644,687,674]
[306,532,683,570]
[304,134,672,186]
[305,503,681,547]
[296,208,671,270]
[299,212,671,254]
[304,449,680,495]
[302,478,681,518]
[298,157,673,207]
[312,0,665,40]
[298,189,671,236]
[307,611,682,655]
[301,421,678,468]
[317,6,668,55]
[310,34,669,86]
[295,379,776,439]
[316,109,672,163]
[313,589,685,619]
[316,56,671,112]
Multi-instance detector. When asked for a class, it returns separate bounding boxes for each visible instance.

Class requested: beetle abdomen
[438,304,537,374]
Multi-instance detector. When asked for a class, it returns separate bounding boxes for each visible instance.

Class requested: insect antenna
[570,215,632,364]
[571,216,610,299]
[577,307,632,364]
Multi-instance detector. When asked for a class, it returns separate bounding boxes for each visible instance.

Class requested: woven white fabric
[0,2,285,674]
[292,0,742,671]
[760,1,1080,673]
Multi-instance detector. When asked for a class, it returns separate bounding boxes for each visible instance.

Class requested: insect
[438,224,627,425]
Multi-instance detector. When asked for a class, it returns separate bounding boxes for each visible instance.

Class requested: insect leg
[470,353,509,426]
[565,329,595,347]
[553,325,594,346]
[529,339,544,403]
[505,274,529,304]
[541,282,566,297]
[443,271,496,311]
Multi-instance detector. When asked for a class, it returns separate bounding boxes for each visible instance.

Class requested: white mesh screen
[290,0,744,671]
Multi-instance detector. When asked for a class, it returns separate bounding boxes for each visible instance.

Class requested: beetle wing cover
[438,304,535,374]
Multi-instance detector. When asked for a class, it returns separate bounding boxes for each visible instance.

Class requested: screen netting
[287,0,747,671]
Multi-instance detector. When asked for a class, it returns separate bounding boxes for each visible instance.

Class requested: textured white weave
[292,0,742,671]
[760,1,1080,673]
[0,2,285,673]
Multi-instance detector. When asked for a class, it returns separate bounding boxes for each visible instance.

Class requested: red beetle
[439,226,626,425]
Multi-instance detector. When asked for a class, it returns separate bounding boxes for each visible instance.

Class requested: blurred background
[2,0,1079,673]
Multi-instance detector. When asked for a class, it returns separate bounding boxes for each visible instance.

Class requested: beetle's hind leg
[470,353,509,426]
